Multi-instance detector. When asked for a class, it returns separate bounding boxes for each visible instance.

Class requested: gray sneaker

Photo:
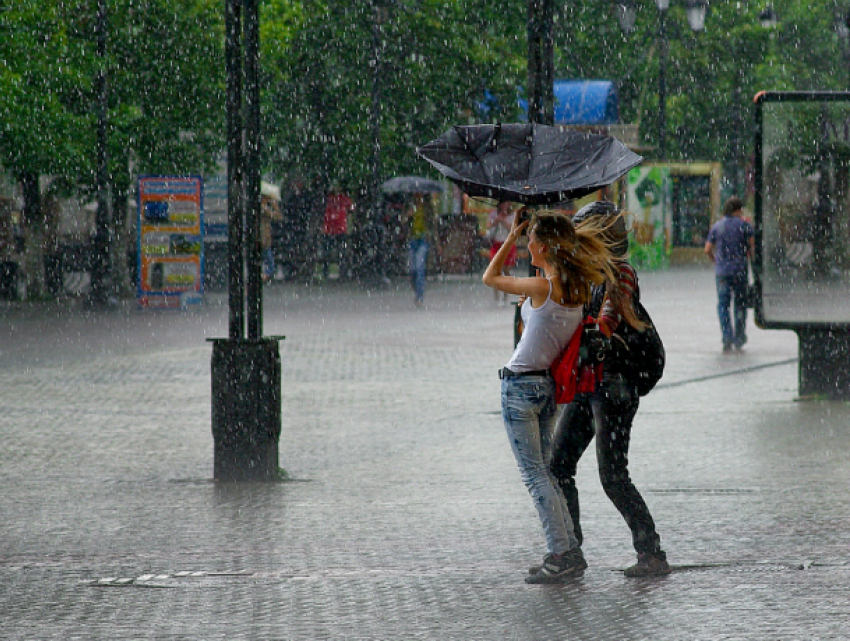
[624,552,671,577]
[525,549,587,584]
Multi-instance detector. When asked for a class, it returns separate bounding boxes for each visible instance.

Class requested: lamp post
[210,0,283,482]
[89,0,112,307]
[365,0,388,283]
[835,8,850,87]
[512,0,555,343]
[528,0,555,127]
[616,0,707,160]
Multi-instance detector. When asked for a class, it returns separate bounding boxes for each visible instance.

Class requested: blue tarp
[553,80,618,125]
[516,80,619,125]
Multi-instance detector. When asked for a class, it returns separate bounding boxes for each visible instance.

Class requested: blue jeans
[408,238,428,302]
[263,248,275,280]
[716,272,748,347]
[501,374,579,556]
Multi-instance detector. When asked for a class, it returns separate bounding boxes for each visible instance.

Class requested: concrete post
[798,328,850,400]
[210,338,282,481]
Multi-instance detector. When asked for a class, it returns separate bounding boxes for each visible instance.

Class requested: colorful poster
[626,166,670,244]
[137,176,204,308]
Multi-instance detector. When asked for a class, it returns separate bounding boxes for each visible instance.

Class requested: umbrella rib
[453,125,493,185]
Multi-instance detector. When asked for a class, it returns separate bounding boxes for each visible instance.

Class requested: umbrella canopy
[381,176,445,194]
[417,123,643,205]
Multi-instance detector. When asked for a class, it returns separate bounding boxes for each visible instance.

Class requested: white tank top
[505,280,582,373]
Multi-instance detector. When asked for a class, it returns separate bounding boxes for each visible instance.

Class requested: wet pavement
[1,265,848,640]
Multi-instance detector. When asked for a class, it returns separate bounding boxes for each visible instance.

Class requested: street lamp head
[759,6,779,29]
[685,0,708,32]
[616,2,638,34]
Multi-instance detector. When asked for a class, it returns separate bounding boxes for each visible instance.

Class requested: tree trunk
[20,172,45,300]
[111,174,134,298]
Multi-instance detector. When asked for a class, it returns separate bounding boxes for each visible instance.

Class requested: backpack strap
[586,282,606,319]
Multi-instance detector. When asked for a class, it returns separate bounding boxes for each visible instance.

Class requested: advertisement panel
[756,92,850,327]
[137,176,204,308]
[625,166,670,243]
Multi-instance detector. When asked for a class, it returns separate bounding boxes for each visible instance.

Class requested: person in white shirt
[483,208,615,584]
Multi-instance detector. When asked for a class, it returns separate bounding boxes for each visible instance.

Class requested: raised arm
[482,212,550,302]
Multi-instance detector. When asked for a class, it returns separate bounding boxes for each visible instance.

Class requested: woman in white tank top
[483,208,614,584]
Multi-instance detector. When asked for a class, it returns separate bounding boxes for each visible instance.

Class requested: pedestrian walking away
[549,200,672,578]
[320,187,353,280]
[260,186,283,283]
[407,193,432,306]
[483,208,616,584]
[705,196,754,352]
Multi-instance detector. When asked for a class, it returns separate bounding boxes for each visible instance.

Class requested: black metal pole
[527,0,554,128]
[541,0,554,127]
[658,8,667,161]
[244,0,262,340]
[840,9,850,87]
[212,0,282,482]
[732,79,742,194]
[515,0,555,342]
[365,0,384,282]
[225,0,244,340]
[90,0,111,305]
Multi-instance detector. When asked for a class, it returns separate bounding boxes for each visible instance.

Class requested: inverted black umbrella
[381,176,445,194]
[417,123,643,205]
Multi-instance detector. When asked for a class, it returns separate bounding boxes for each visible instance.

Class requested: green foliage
[260,0,526,192]
[0,0,224,197]
[85,0,225,198]
[553,0,850,172]
[629,234,669,270]
[3,0,850,215]
[0,0,94,181]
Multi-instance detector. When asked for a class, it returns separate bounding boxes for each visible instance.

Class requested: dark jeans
[716,272,748,348]
[550,376,662,555]
[321,234,348,279]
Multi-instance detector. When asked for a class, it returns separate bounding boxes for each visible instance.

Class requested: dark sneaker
[624,552,671,577]
[525,549,587,584]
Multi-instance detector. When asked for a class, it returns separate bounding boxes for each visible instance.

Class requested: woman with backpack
[483,208,616,584]
[549,200,671,578]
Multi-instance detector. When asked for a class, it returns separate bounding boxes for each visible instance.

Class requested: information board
[756,92,850,327]
[137,176,204,308]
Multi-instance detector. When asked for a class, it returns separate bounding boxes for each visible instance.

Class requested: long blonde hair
[528,210,616,307]
[572,208,647,331]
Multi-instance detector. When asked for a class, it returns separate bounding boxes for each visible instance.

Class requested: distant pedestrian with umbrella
[484,207,616,584]
[382,177,445,305]
[407,193,432,307]
[260,182,283,284]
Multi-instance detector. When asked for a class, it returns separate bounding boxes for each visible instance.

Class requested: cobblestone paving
[1,267,848,639]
